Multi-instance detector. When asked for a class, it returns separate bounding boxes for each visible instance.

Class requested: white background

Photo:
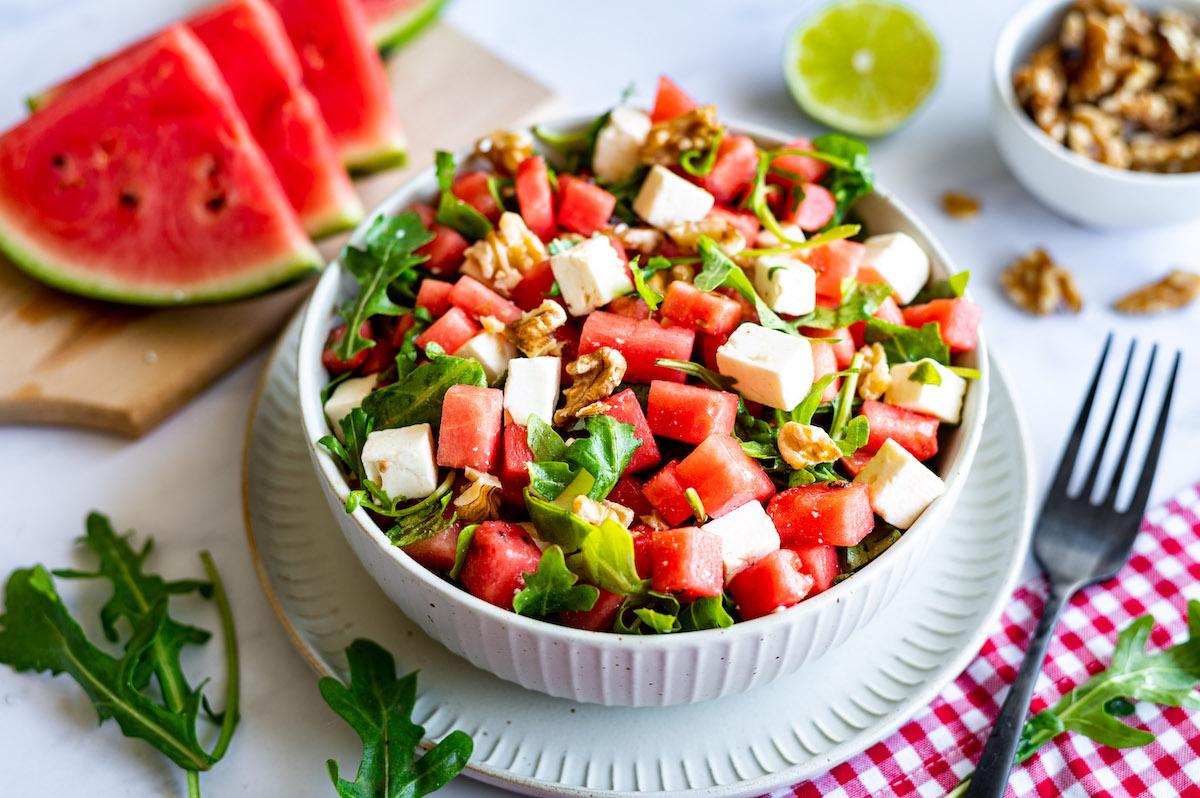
[1,0,1198,794]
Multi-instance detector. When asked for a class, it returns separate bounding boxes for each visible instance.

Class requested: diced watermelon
[631,525,655,579]
[642,461,693,527]
[387,311,415,347]
[770,137,830,184]
[607,296,652,319]
[780,182,836,231]
[717,286,759,325]
[558,588,624,632]
[459,521,542,610]
[557,176,616,236]
[647,380,739,444]
[502,424,534,485]
[767,482,875,547]
[696,331,728,373]
[840,451,874,477]
[699,135,759,204]
[860,400,940,461]
[510,259,560,312]
[650,75,698,124]
[728,549,813,620]
[808,239,866,301]
[515,155,556,240]
[651,527,723,600]
[437,384,502,471]
[449,275,523,323]
[592,389,661,475]
[659,281,742,336]
[676,435,774,519]
[412,203,469,276]
[416,278,453,316]
[578,311,696,384]
[901,297,982,353]
[359,324,398,374]
[856,265,895,294]
[849,295,904,347]
[401,523,460,573]
[322,321,373,373]
[810,340,841,402]
[414,306,478,353]
[452,171,501,221]
[707,205,761,241]
[609,476,655,519]
[787,543,839,595]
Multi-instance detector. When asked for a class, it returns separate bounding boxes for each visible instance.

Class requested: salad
[318,76,982,634]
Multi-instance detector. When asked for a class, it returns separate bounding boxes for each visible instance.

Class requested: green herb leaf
[524,490,598,550]
[835,414,870,456]
[320,639,473,798]
[449,524,479,581]
[791,369,857,424]
[910,270,970,306]
[396,308,433,379]
[680,127,724,177]
[841,526,903,573]
[566,519,645,597]
[362,352,486,432]
[654,358,737,391]
[547,237,580,256]
[694,235,790,332]
[788,462,842,487]
[513,546,600,618]
[525,414,641,502]
[533,111,610,173]
[812,133,874,228]
[864,319,950,366]
[949,365,983,380]
[614,591,681,634]
[792,280,894,330]
[907,360,943,386]
[434,150,493,240]
[679,595,736,631]
[630,255,672,310]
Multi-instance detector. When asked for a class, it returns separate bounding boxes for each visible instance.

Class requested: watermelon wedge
[270,0,407,173]
[357,0,448,53]
[0,26,321,304]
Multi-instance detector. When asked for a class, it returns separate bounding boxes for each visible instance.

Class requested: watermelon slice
[0,26,321,304]
[270,0,407,173]
[357,0,448,53]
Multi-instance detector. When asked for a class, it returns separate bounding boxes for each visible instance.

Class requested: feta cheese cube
[455,332,517,386]
[361,424,440,501]
[324,373,378,441]
[503,356,561,426]
[549,235,633,316]
[632,164,715,229]
[716,324,814,411]
[885,359,967,424]
[592,106,651,184]
[753,254,816,316]
[853,439,945,529]
[701,501,781,583]
[860,233,931,305]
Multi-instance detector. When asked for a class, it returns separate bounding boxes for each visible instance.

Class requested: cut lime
[783,0,940,137]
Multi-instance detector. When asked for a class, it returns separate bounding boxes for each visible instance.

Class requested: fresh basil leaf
[792,280,894,330]
[449,524,479,581]
[524,490,598,550]
[513,546,600,618]
[864,319,950,366]
[566,520,645,596]
[654,358,737,391]
[907,360,943,386]
[694,236,790,332]
[678,595,735,631]
[910,270,970,306]
[434,150,493,240]
[362,352,486,432]
[813,133,874,228]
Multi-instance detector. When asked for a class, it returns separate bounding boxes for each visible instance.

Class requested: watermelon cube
[642,461,693,527]
[849,295,904,347]
[591,389,661,474]
[767,482,875,547]
[786,543,840,595]
[839,451,874,478]
[707,205,761,241]
[659,281,742,336]
[416,278,453,316]
[607,296,652,319]
[646,380,739,444]
[769,137,830,184]
[459,521,542,610]
[414,306,479,354]
[359,327,398,375]
[810,340,840,402]
[322,321,373,374]
[412,204,469,276]
[387,312,416,348]
[502,424,534,486]
[651,527,723,600]
[515,155,556,241]
[861,400,940,461]
[676,435,774,519]
[608,476,655,518]
[699,135,759,204]
[557,176,616,236]
[437,384,503,471]
[510,259,561,312]
[901,297,982,353]
[650,75,698,123]
[727,549,814,620]
[449,275,523,323]
[452,171,501,220]
[780,182,836,232]
[800,325,856,370]
[578,311,695,384]
[630,525,655,579]
[558,588,624,632]
[401,523,460,573]
[808,239,866,301]
[696,331,728,373]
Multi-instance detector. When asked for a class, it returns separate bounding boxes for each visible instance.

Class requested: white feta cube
[549,235,633,316]
[861,233,931,305]
[753,254,816,316]
[755,223,806,249]
[853,439,945,529]
[504,356,561,427]
[455,332,517,386]
[632,164,715,229]
[716,324,814,411]
[884,359,967,424]
[324,373,378,441]
[592,106,651,184]
[361,424,440,501]
[701,501,781,583]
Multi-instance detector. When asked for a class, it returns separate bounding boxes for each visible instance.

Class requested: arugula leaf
[680,127,724,176]
[362,352,486,432]
[864,319,950,366]
[907,360,942,386]
[449,525,479,581]
[525,414,569,461]
[835,414,870,456]
[395,308,433,380]
[614,591,681,634]
[694,235,790,332]
[792,280,894,330]
[532,111,610,173]
[791,369,857,424]
[513,546,600,618]
[434,151,493,240]
[950,365,983,380]
[320,639,473,798]
[335,213,434,361]
[910,270,970,306]
[628,255,674,310]
[547,237,580,256]
[524,414,641,502]
[812,133,874,228]
[321,408,375,491]
[679,596,736,631]
[655,358,737,391]
[524,490,598,550]
[841,526,903,573]
[365,472,458,545]
[566,519,645,596]
[788,462,842,487]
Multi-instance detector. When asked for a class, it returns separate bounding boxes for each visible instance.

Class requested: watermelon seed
[119,191,139,210]
[205,194,227,213]
[51,154,66,169]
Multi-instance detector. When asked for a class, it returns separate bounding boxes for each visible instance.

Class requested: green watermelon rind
[345,142,408,176]
[371,0,449,54]
[308,191,367,239]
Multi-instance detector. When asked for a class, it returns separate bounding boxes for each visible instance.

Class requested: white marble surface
[0,0,1198,795]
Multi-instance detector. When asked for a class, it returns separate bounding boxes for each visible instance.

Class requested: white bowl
[295,119,989,706]
[992,0,1200,228]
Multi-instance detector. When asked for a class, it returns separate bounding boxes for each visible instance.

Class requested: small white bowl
[992,0,1200,228]
[295,118,989,706]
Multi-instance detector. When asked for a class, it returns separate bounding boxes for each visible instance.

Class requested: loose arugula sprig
[0,514,239,798]
[320,639,473,798]
[434,151,493,240]
[947,600,1200,798]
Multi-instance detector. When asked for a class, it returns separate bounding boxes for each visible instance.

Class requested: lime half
[783,0,940,137]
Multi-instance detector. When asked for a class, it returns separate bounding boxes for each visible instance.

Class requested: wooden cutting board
[0,23,559,437]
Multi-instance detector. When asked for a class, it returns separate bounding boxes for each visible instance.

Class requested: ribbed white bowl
[295,119,989,706]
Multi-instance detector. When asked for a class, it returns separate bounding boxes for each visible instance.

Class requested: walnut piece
[572,495,635,528]
[666,217,746,256]
[777,422,842,470]
[1067,104,1132,167]
[857,343,891,401]
[645,263,696,296]
[461,212,548,297]
[638,510,670,531]
[612,224,666,257]
[1129,131,1200,172]
[1114,270,1200,312]
[941,191,981,219]
[555,347,627,426]
[639,105,721,166]
[509,300,566,357]
[453,468,502,523]
[1001,248,1084,316]
[473,129,534,177]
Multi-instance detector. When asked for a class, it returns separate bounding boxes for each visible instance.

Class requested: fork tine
[1047,333,1113,499]
[1118,350,1180,518]
[1077,339,1136,501]
[1101,344,1158,508]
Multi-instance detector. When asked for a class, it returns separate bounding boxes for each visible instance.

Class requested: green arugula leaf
[524,490,599,551]
[533,111,610,173]
[449,525,479,581]
[792,280,894,330]
[835,414,870,456]
[320,639,473,798]
[788,462,842,487]
[524,414,641,502]
[376,473,458,546]
[566,519,645,597]
[395,308,433,380]
[949,365,983,380]
[680,127,724,177]
[910,270,970,306]
[434,151,493,240]
[362,352,486,432]
[812,133,874,228]
[907,360,943,386]
[628,255,674,310]
[547,237,580,256]
[791,369,857,424]
[525,414,570,461]
[335,213,434,361]
[321,408,375,490]
[694,235,791,332]
[841,526,903,573]
[614,591,681,634]
[633,607,681,633]
[679,596,736,631]
[864,319,950,366]
[654,358,737,391]
[513,546,600,618]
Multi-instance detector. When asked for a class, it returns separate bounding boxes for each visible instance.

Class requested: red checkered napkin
[784,484,1200,798]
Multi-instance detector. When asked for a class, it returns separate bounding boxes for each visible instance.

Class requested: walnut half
[509,300,566,357]
[777,422,842,469]
[474,129,534,177]
[639,105,721,166]
[1001,248,1084,315]
[857,343,891,401]
[572,495,634,528]
[453,468,502,523]
[461,212,548,297]
[1114,270,1200,312]
[555,347,627,426]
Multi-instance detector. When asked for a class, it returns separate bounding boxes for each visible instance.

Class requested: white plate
[243,312,1034,797]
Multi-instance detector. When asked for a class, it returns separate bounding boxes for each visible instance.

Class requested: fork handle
[963,586,1072,798]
